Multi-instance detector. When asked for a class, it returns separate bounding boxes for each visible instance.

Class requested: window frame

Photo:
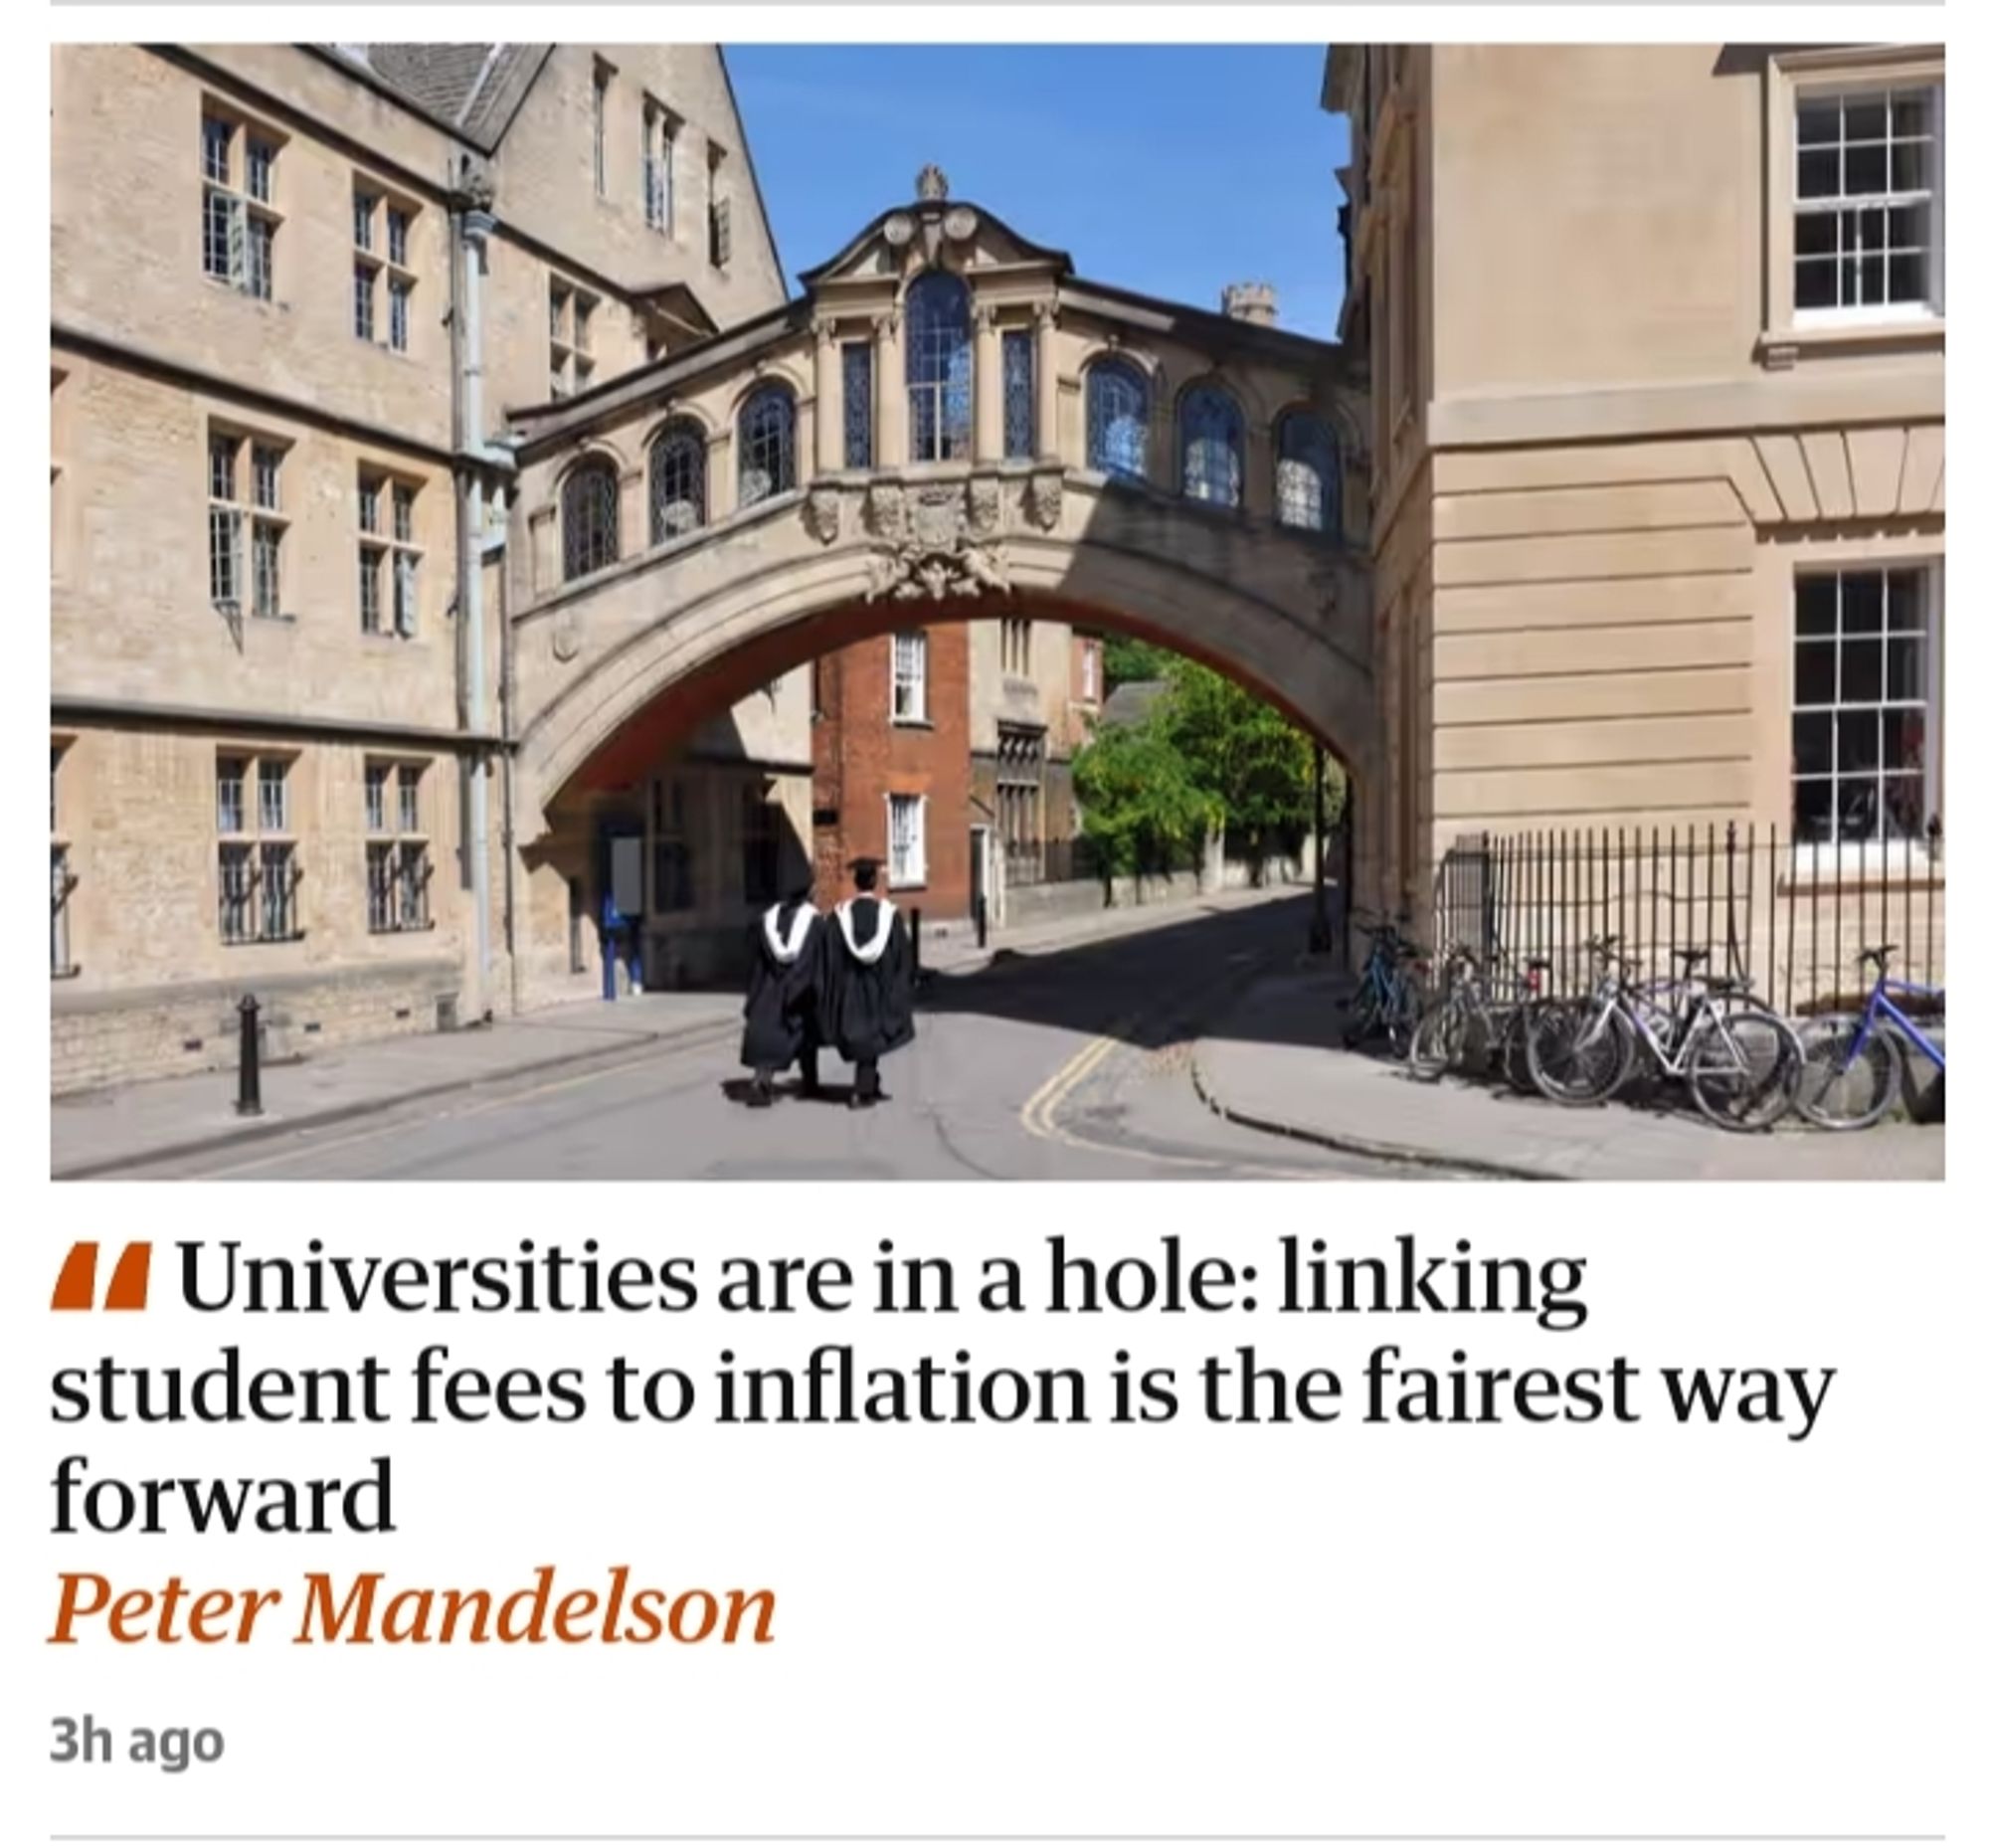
[1789,557,1941,856]
[1763,48,1945,351]
[891,631,930,726]
[208,429,288,621]
[1085,357,1151,481]
[1178,383,1246,509]
[905,270,974,464]
[365,757,433,933]
[215,746,302,946]
[51,739,77,979]
[1274,410,1343,538]
[352,179,419,354]
[886,792,928,890]
[737,385,798,508]
[199,104,281,302]
[358,469,423,638]
[562,457,623,582]
[642,98,677,235]
[648,421,708,545]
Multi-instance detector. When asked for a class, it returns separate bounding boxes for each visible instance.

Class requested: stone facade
[51,42,794,1089]
[1327,44,1946,937]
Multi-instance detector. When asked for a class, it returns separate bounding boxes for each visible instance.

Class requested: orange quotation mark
[51,1241,152,1312]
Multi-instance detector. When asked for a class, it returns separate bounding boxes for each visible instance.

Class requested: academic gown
[824,896,917,1064]
[739,900,825,1071]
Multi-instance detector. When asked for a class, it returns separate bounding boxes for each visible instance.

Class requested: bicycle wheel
[1384,974,1425,1059]
[1408,998,1464,1081]
[1526,1001,1636,1106]
[1342,979,1380,1049]
[1794,1015,1900,1131]
[1686,1006,1802,1132]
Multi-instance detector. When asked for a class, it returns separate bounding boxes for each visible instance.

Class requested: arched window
[1179,385,1245,508]
[648,421,706,544]
[737,384,796,508]
[1275,412,1342,537]
[1086,359,1150,481]
[562,459,620,581]
[906,271,973,462]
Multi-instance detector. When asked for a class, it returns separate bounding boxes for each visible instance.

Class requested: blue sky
[726,46,1349,340]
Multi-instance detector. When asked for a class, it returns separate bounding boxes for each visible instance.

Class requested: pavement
[49,883,1319,1181]
[1191,967,1945,1183]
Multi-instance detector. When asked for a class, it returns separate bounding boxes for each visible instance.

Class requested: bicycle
[1409,944,1544,1086]
[1528,941,1803,1131]
[1794,944,1946,1131]
[1341,912,1427,1056]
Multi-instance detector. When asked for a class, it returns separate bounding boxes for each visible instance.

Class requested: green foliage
[1161,660,1345,859]
[1077,642,1349,884]
[1070,721,1220,883]
[1101,635,1175,691]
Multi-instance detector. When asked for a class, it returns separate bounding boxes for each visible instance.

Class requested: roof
[317,44,551,151]
[1100,680,1170,728]
[797,198,1072,288]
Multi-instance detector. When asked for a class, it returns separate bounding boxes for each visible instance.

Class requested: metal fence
[1433,820,1945,1016]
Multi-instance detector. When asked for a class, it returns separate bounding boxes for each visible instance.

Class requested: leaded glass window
[1180,385,1244,508]
[1002,330,1034,462]
[738,385,797,507]
[843,342,874,469]
[648,422,706,543]
[906,272,973,462]
[1276,413,1341,537]
[1086,359,1149,480]
[562,461,621,581]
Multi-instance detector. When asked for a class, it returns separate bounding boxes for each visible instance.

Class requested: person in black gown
[739,876,824,1108]
[823,857,916,1110]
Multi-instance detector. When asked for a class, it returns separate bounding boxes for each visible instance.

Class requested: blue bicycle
[1795,944,1945,1131]
[1341,911,1427,1055]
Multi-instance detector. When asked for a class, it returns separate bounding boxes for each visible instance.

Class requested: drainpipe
[457,204,500,1020]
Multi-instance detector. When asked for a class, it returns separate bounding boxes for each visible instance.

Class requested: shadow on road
[914,892,1337,1050]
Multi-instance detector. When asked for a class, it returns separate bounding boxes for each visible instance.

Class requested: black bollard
[236,994,264,1117]
[975,894,988,950]
[910,906,922,978]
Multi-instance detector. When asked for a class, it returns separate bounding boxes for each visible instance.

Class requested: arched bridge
[495,179,1373,998]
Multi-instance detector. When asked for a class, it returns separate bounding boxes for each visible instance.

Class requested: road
[133,897,1427,1181]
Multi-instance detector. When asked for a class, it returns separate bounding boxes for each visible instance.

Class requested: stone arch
[721,361,810,427]
[517,535,1376,827]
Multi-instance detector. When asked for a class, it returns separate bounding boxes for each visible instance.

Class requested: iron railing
[1433,819,1944,1016]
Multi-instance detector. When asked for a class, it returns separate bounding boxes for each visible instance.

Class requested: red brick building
[810,624,973,921]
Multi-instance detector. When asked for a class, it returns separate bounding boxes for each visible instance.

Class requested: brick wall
[812,625,972,921]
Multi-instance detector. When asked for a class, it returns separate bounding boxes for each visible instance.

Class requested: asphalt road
[144,897,1423,1182]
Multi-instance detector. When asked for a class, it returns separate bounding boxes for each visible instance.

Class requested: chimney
[1221,281,1278,327]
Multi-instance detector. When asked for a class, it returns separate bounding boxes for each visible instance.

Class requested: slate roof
[323,44,551,150]
[1100,680,1170,728]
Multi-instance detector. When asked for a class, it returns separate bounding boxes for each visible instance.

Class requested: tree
[1160,660,1344,873]
[1069,721,1220,896]
[1102,635,1174,691]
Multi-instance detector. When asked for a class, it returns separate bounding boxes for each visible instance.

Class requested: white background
[14,4,1977,1846]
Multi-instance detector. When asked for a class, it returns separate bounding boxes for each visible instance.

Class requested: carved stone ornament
[551,606,582,663]
[943,206,979,244]
[1025,470,1062,533]
[863,480,907,543]
[883,213,916,248]
[803,483,841,545]
[864,539,1012,606]
[909,483,964,549]
[967,475,1001,540]
[916,163,950,202]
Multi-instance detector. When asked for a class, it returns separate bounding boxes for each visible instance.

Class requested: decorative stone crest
[883,212,915,248]
[551,606,582,663]
[943,206,979,244]
[967,475,1001,540]
[1025,470,1063,533]
[803,483,841,545]
[916,163,950,202]
[862,481,1011,603]
[863,480,907,543]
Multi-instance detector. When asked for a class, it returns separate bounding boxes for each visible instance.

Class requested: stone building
[51,42,801,1087]
[1326,44,1945,966]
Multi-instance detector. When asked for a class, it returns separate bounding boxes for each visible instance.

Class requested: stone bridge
[495,177,1373,996]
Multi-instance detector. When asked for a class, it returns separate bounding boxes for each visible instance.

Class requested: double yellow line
[1018,1023,1132,1144]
